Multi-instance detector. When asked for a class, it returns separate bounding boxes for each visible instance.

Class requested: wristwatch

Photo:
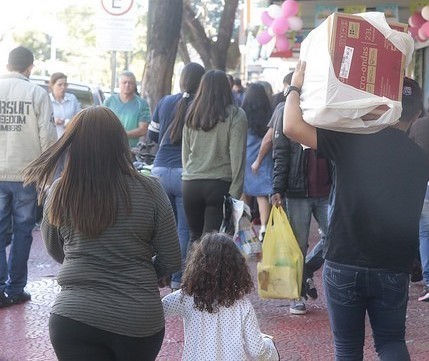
[284,85,301,98]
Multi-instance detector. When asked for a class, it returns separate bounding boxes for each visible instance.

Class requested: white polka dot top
[162,290,280,361]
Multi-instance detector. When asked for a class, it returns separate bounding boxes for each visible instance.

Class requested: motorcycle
[131,140,157,176]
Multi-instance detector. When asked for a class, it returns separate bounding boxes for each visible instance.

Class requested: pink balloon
[418,27,428,42]
[409,26,419,39]
[271,17,289,35]
[256,30,273,45]
[287,16,303,31]
[261,10,274,27]
[421,21,429,37]
[409,11,426,28]
[275,36,290,52]
[281,0,299,18]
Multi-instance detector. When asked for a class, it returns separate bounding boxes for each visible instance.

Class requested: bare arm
[251,128,273,173]
[127,121,148,138]
[283,61,317,150]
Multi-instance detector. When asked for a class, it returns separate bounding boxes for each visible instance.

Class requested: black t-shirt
[317,127,429,272]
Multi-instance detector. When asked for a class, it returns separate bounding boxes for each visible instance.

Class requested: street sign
[96,0,136,51]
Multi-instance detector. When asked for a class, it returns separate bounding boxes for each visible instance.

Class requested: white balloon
[422,5,429,21]
[267,4,283,19]
[288,16,303,31]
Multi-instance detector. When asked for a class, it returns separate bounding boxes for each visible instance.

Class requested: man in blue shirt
[104,71,151,148]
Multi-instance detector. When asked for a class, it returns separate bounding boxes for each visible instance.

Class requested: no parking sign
[96,0,136,51]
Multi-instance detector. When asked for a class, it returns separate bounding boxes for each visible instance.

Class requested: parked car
[30,75,104,108]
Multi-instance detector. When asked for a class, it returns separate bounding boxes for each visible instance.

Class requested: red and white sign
[96,0,136,51]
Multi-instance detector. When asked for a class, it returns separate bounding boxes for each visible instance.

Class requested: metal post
[110,51,117,95]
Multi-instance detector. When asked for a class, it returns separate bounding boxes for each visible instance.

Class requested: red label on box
[330,13,407,101]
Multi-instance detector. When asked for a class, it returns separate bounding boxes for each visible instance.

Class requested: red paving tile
[1,227,429,361]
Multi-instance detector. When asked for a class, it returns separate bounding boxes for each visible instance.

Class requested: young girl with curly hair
[162,232,279,361]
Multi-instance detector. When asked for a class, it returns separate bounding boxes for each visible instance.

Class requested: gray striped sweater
[41,175,181,337]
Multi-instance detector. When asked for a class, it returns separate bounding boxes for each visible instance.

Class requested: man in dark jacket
[270,101,333,315]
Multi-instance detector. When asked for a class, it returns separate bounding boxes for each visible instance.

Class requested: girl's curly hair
[181,232,254,313]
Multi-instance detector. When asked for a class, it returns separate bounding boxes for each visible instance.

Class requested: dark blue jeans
[0,182,37,297]
[323,260,410,361]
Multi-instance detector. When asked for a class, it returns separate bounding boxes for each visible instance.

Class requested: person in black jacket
[270,101,333,315]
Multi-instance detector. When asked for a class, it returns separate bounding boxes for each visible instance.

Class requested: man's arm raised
[283,60,317,150]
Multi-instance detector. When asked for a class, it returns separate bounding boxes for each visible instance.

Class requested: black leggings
[49,314,165,361]
[182,179,231,243]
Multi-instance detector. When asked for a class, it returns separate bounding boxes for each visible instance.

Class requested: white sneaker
[290,298,307,315]
[418,285,429,302]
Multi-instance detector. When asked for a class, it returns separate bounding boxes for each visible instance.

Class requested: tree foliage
[13,31,52,62]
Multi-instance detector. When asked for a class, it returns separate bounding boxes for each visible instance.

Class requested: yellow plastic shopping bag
[257,206,303,299]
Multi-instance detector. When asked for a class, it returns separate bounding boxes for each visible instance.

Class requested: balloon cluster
[256,0,303,53]
[409,6,429,42]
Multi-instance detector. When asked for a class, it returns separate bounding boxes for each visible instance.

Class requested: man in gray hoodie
[0,46,57,307]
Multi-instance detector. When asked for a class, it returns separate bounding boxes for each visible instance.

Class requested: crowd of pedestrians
[1,44,429,361]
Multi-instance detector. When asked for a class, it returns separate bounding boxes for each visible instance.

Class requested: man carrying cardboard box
[283,60,428,360]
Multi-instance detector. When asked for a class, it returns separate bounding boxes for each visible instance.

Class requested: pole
[110,50,117,95]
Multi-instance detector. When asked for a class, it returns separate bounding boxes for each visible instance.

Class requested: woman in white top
[49,72,81,138]
[162,232,280,361]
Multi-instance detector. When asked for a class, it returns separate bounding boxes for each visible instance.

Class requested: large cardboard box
[299,12,414,134]
[329,13,407,119]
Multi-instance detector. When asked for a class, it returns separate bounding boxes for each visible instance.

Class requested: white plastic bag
[299,12,414,134]
[220,195,262,260]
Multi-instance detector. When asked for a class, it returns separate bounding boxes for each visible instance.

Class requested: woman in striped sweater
[24,106,181,361]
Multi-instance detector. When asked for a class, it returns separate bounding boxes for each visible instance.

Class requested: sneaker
[290,298,307,315]
[418,285,429,302]
[0,291,31,308]
[306,278,318,300]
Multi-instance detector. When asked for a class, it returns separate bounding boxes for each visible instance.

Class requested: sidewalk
[1,226,429,361]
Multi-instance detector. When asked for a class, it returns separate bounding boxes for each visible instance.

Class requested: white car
[30,75,104,108]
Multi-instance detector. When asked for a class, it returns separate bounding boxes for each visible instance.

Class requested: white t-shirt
[162,291,280,361]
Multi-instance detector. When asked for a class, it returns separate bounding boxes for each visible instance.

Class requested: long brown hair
[185,70,235,132]
[23,106,137,237]
[181,232,254,313]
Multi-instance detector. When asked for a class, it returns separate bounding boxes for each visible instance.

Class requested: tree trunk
[182,0,239,70]
[178,34,191,64]
[141,0,183,112]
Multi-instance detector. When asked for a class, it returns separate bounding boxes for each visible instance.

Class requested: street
[1,226,429,360]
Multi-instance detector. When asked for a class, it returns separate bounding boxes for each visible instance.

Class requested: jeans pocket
[323,264,358,306]
[376,272,409,309]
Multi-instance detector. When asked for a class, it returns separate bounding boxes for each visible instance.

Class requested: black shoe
[306,278,318,300]
[0,292,9,308]
[0,291,31,307]
[411,262,423,282]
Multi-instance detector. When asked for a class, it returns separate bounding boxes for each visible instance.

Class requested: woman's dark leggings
[49,314,165,361]
[182,179,231,244]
